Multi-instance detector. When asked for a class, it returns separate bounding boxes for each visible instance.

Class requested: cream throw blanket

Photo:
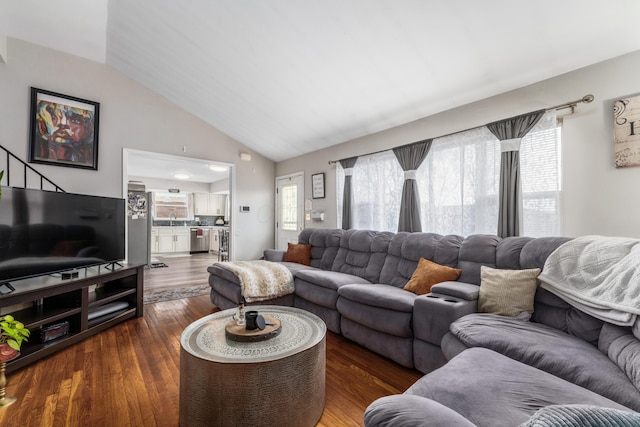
[538,235,640,326]
[214,260,294,303]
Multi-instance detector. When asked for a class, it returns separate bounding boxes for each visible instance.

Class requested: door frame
[122,148,236,261]
[275,171,305,251]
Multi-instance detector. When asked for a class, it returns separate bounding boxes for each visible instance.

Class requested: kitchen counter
[151,225,229,255]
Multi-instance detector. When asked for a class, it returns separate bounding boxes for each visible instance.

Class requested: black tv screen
[0,187,125,283]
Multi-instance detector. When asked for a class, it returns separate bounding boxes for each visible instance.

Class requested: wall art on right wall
[614,94,640,167]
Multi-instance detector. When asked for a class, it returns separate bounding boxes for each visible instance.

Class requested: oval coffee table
[179,305,327,427]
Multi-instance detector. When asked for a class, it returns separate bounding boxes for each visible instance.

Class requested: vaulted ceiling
[5,0,640,162]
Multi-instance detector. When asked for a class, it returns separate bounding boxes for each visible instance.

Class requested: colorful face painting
[29,88,100,170]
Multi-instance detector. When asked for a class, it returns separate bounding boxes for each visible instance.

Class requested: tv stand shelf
[0,263,144,373]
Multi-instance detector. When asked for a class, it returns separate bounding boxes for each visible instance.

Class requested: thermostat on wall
[239,205,250,213]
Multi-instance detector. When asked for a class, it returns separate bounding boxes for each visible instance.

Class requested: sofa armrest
[263,249,285,262]
[413,289,478,347]
[430,281,479,301]
[364,395,475,427]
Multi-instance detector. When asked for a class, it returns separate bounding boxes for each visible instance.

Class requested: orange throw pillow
[283,243,312,265]
[403,258,462,295]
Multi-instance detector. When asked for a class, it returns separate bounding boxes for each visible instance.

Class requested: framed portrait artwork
[29,87,100,170]
[312,173,325,199]
[614,93,640,168]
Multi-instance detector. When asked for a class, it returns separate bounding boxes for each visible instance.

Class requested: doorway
[122,148,235,269]
[275,172,304,251]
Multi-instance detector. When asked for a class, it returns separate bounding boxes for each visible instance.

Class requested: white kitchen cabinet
[210,230,220,254]
[175,231,191,252]
[154,227,190,253]
[194,193,210,215]
[157,233,174,253]
[194,193,227,216]
[151,228,160,253]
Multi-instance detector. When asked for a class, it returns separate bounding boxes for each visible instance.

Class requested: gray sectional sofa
[209,227,640,425]
[365,300,640,426]
[208,228,567,372]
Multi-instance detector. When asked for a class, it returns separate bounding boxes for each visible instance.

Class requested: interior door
[276,173,304,251]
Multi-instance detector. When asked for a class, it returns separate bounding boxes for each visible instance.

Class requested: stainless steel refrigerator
[127,190,152,267]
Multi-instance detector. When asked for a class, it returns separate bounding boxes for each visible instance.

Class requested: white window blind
[520,113,562,236]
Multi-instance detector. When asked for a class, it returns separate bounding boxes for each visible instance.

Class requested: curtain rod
[328,94,594,165]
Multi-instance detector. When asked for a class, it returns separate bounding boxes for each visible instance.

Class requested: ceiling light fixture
[209,165,228,172]
[173,173,190,180]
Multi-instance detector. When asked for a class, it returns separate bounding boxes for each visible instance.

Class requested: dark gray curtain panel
[339,157,358,230]
[487,110,545,237]
[392,139,432,232]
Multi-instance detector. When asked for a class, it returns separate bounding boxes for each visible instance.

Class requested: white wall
[0,38,275,259]
[209,178,230,194]
[128,175,211,194]
[277,50,640,239]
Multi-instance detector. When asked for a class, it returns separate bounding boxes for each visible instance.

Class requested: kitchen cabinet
[153,227,190,253]
[194,193,227,216]
[210,230,220,254]
[151,228,159,253]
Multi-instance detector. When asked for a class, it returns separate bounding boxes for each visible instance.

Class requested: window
[337,112,561,237]
[417,126,500,235]
[152,192,193,220]
[280,184,298,231]
[520,113,562,236]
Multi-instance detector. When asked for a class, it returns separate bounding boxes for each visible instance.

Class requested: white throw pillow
[478,266,541,317]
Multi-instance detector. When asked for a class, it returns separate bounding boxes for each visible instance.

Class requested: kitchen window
[152,192,193,220]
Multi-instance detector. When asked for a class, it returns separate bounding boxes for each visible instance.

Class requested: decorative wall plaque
[312,173,325,199]
[613,94,640,167]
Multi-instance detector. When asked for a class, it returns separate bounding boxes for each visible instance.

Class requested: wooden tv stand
[0,263,144,373]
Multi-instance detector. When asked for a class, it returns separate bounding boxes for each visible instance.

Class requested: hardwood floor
[0,295,422,427]
[145,252,219,292]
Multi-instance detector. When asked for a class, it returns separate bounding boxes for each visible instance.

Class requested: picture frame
[29,87,100,170]
[312,172,325,199]
[613,93,640,168]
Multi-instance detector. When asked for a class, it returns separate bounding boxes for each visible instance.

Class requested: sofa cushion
[295,269,370,290]
[532,287,604,346]
[364,395,475,427]
[477,266,541,317]
[283,242,311,265]
[379,233,463,288]
[299,228,343,270]
[331,229,394,283]
[406,347,631,427]
[598,322,631,354]
[338,284,416,312]
[450,313,640,411]
[338,299,413,338]
[456,234,500,285]
[403,258,461,295]
[607,332,640,392]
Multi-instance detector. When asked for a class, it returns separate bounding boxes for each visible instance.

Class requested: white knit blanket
[538,235,640,326]
[214,260,294,303]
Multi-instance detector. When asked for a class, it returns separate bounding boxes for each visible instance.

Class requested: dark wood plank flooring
[0,295,422,426]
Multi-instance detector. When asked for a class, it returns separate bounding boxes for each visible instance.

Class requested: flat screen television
[0,186,125,285]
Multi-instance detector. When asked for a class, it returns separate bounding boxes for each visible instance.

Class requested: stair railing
[0,144,65,192]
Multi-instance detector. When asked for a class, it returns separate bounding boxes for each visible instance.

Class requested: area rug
[144,284,210,304]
